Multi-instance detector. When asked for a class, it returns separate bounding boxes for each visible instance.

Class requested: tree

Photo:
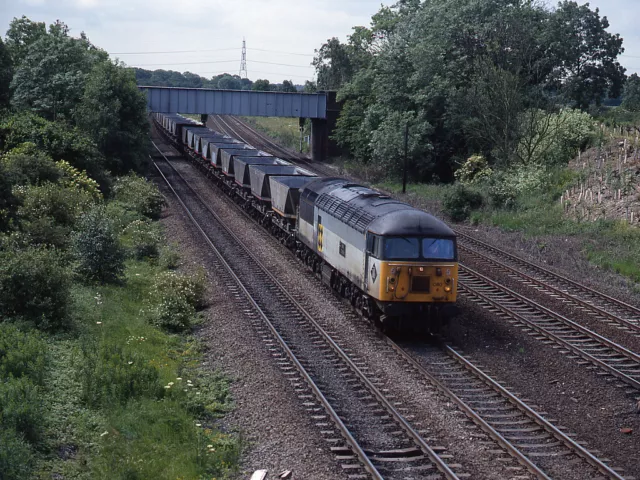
[546,1,626,109]
[281,80,297,93]
[252,79,272,91]
[76,60,149,173]
[0,38,13,110]
[622,74,640,112]
[4,16,46,67]
[313,38,354,90]
[303,80,317,93]
[10,21,107,120]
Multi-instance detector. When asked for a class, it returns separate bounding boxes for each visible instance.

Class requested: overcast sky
[1,0,639,84]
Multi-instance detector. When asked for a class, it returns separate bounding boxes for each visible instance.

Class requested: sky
[1,0,639,84]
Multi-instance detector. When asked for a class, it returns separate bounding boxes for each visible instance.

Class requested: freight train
[153,113,458,331]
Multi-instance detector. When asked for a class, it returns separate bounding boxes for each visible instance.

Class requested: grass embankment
[377,179,640,285]
[241,116,310,154]
[2,259,240,480]
[0,177,240,479]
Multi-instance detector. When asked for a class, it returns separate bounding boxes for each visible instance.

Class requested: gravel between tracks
[153,168,345,480]
[168,158,616,480]
[448,297,640,478]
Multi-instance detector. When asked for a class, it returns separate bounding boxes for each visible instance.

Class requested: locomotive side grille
[411,276,430,293]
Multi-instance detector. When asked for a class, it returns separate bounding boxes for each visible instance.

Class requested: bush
[0,324,47,384]
[0,247,71,330]
[112,174,165,220]
[158,244,180,270]
[121,219,163,260]
[443,184,483,221]
[146,270,206,332]
[0,145,63,186]
[104,200,143,232]
[0,376,42,443]
[72,206,126,284]
[147,292,197,332]
[0,429,34,480]
[454,154,493,185]
[79,341,163,408]
[56,160,102,200]
[150,270,206,310]
[15,182,97,247]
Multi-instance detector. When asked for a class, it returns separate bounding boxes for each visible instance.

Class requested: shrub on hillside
[121,219,163,260]
[0,376,43,443]
[0,324,47,384]
[454,154,493,185]
[0,247,71,330]
[150,270,206,310]
[112,175,164,220]
[442,184,483,221]
[72,206,126,284]
[0,145,63,186]
[0,429,34,480]
[104,200,144,232]
[146,270,206,332]
[79,341,163,408]
[15,182,97,247]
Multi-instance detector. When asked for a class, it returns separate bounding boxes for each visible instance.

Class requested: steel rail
[383,337,552,479]
[459,244,640,334]
[459,266,640,391]
[456,230,640,319]
[387,336,627,480]
[151,141,461,480]
[153,125,629,479]
[151,150,383,480]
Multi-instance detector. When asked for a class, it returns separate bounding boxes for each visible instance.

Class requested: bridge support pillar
[200,114,208,125]
[310,91,342,163]
[311,118,328,162]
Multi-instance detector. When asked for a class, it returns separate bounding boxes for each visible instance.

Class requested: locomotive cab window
[380,236,456,261]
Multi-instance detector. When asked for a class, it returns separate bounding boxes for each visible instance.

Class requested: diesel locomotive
[154,113,458,330]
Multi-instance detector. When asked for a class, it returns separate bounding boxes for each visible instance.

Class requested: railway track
[390,339,631,480]
[151,140,464,480]
[153,126,634,479]
[457,231,640,334]
[458,265,640,393]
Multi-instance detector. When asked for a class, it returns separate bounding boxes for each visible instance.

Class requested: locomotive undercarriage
[154,121,449,333]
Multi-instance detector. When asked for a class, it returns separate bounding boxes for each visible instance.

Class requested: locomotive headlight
[391,267,398,276]
[389,277,396,284]
[444,277,452,292]
[419,267,424,272]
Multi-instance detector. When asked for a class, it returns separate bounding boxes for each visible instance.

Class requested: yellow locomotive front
[364,213,458,326]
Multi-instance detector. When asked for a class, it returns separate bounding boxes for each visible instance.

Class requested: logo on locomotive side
[370,264,377,283]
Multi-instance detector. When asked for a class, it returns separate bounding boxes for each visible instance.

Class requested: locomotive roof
[300,177,454,237]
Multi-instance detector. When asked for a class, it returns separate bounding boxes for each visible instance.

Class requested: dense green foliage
[77,61,149,174]
[112,174,165,219]
[318,0,625,181]
[622,73,640,112]
[72,206,126,284]
[0,16,239,478]
[0,38,12,110]
[0,246,71,330]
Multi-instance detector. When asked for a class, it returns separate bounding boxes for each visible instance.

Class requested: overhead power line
[199,69,314,80]
[110,47,313,57]
[131,60,238,67]
[110,47,239,55]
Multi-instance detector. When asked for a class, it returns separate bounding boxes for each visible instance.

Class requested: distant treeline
[132,68,317,93]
